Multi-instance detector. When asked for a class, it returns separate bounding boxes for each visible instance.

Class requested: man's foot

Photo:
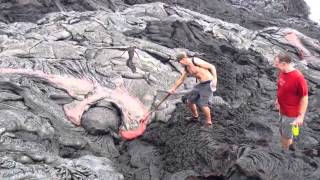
[186,116,199,122]
[205,122,212,128]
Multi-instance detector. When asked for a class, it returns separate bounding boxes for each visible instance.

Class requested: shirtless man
[169,52,217,127]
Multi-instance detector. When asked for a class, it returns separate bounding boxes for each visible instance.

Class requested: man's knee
[188,102,197,109]
[200,105,210,110]
[279,118,294,139]
[280,131,293,140]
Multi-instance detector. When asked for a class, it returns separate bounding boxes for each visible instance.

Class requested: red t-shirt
[277,69,308,117]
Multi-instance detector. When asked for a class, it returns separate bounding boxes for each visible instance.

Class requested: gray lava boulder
[82,107,120,135]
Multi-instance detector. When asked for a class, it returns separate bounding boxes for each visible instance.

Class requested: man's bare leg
[281,136,293,150]
[201,106,212,125]
[188,103,198,118]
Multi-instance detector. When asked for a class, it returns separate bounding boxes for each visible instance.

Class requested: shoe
[289,143,296,151]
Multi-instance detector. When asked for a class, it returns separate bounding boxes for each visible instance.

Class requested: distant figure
[120,46,139,73]
[169,52,217,127]
[126,46,137,73]
[274,53,308,150]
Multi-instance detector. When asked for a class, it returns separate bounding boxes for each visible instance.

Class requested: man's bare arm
[292,95,308,126]
[275,98,280,111]
[169,71,188,93]
[209,65,217,85]
[298,95,308,118]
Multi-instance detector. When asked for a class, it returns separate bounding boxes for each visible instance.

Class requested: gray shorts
[279,115,295,139]
[187,80,213,106]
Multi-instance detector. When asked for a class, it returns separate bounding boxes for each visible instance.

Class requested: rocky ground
[0,0,320,180]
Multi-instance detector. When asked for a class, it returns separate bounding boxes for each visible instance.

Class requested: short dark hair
[176,52,187,61]
[277,53,292,64]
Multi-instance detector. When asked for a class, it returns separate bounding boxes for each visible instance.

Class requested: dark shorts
[279,115,295,139]
[187,80,214,107]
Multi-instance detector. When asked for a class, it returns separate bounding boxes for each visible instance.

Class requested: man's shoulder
[193,57,205,62]
[192,57,211,66]
[293,69,305,78]
[291,70,307,84]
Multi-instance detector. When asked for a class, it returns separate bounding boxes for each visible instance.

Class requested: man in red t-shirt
[274,53,308,150]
